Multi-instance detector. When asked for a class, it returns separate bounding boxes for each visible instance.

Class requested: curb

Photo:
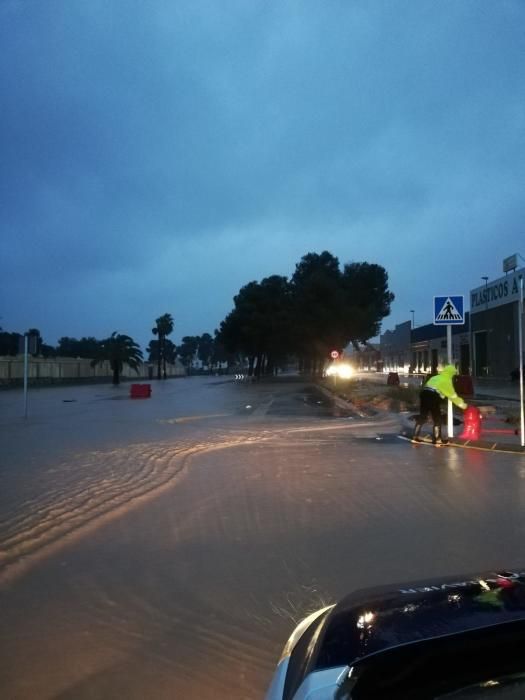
[315,383,380,419]
[398,429,525,454]
[448,437,525,454]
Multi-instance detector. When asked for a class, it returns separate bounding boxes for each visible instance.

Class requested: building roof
[411,312,470,342]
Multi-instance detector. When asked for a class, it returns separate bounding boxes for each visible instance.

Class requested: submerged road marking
[158,413,232,424]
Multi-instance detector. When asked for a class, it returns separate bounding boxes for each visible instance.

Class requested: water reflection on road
[1,377,524,699]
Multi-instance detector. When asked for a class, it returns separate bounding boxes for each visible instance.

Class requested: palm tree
[152,313,174,379]
[91,332,143,385]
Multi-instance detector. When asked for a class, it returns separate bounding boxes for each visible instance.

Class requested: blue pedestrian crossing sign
[433,295,465,325]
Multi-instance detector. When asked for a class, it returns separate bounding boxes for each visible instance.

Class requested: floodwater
[1,377,525,699]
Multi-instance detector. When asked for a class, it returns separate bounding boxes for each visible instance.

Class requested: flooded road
[1,377,525,698]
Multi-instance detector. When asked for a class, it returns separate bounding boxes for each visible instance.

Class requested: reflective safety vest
[424,365,467,409]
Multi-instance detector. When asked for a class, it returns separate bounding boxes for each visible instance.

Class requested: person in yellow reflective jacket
[412,364,468,445]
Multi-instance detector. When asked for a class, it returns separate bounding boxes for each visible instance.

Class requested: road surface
[1,376,524,699]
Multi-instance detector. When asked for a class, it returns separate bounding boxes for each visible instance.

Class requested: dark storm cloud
[1,0,524,346]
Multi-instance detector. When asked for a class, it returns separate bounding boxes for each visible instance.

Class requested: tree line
[0,321,166,385]
[216,251,394,376]
[0,314,228,385]
[0,250,394,381]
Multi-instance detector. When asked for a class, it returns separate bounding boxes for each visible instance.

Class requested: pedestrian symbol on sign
[433,295,464,325]
[437,297,461,321]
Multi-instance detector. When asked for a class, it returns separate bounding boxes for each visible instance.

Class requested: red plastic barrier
[130,383,152,398]
[454,375,474,397]
[459,406,481,440]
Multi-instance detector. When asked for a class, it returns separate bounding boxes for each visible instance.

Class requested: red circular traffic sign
[330,350,339,359]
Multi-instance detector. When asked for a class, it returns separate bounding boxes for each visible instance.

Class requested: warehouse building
[469,263,524,378]
[379,255,524,379]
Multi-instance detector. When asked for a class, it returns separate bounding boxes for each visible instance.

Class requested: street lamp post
[482,276,488,310]
[481,276,489,376]
[519,276,524,447]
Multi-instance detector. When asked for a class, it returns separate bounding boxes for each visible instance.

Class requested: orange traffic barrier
[459,406,517,440]
[459,406,481,440]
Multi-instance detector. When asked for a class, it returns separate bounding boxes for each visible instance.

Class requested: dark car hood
[316,569,525,670]
[281,569,525,700]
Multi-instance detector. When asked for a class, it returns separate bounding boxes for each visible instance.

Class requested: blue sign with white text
[433,296,465,325]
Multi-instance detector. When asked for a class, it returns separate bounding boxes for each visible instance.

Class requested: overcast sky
[2,0,524,350]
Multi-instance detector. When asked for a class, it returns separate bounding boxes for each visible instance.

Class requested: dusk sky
[2,1,524,350]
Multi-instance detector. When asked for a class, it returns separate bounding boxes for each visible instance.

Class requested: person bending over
[412,364,467,445]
